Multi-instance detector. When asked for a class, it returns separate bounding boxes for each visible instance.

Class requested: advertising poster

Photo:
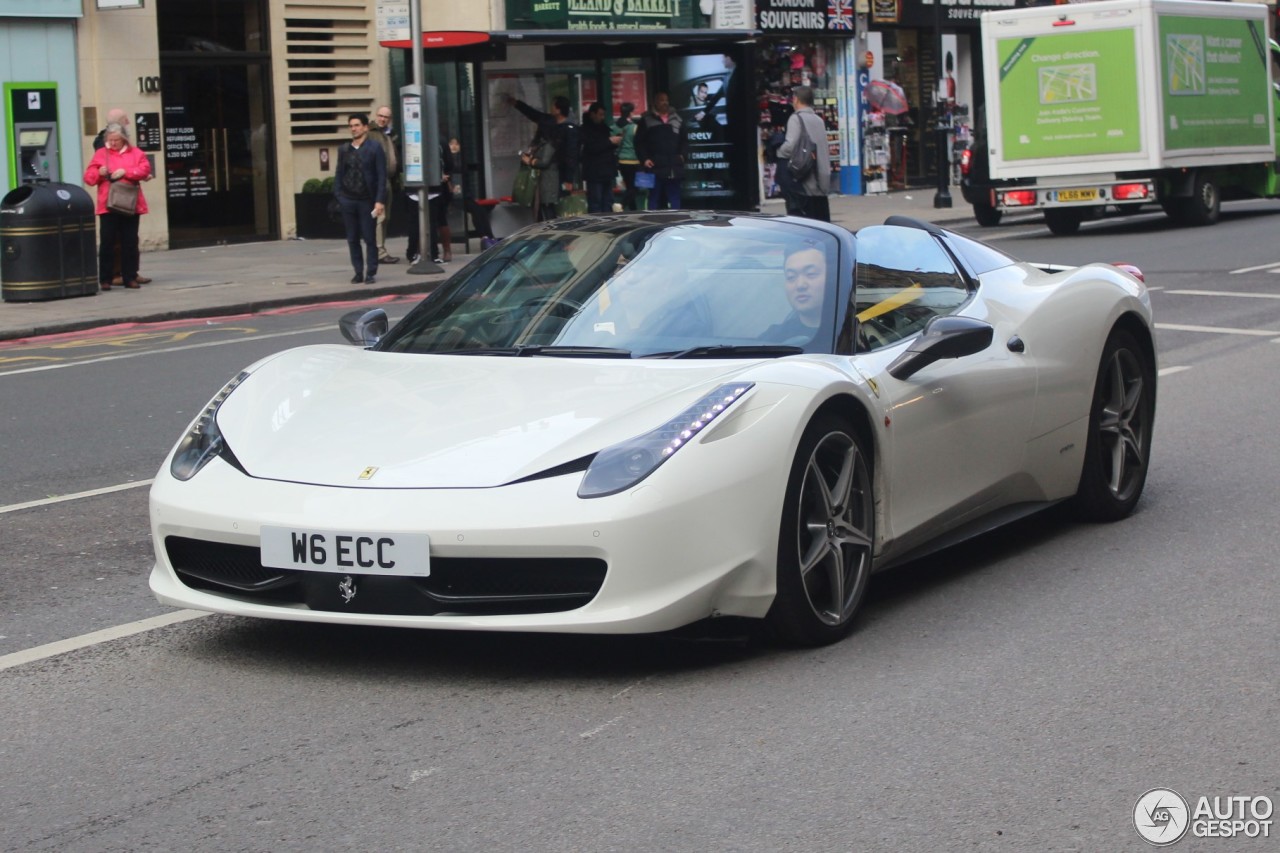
[997,28,1142,160]
[667,54,736,203]
[487,73,545,206]
[1158,15,1271,151]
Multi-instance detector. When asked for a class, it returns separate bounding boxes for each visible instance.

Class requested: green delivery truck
[979,0,1280,234]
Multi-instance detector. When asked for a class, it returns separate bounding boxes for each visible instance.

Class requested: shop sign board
[756,0,859,33]
[508,0,686,31]
[890,0,1039,29]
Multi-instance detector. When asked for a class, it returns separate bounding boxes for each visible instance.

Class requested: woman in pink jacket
[84,123,150,290]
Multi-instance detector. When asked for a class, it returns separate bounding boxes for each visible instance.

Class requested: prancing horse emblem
[338,575,357,603]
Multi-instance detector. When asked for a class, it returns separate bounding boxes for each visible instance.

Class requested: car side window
[853,225,970,352]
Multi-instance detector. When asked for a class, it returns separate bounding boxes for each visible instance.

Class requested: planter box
[294,193,345,240]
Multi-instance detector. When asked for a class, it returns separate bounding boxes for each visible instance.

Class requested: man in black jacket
[334,113,388,284]
[634,91,685,210]
[506,94,580,201]
[580,102,620,213]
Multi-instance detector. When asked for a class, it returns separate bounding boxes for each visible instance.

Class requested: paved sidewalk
[0,190,972,343]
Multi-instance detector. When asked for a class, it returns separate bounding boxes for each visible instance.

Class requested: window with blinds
[279,2,376,140]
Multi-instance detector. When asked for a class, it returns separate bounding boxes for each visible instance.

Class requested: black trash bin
[1,181,98,302]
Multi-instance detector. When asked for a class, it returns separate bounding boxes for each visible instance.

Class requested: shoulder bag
[107,179,139,215]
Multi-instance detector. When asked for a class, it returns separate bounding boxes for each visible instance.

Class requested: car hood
[215,344,763,488]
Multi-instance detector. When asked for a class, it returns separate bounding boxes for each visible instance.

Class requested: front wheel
[1072,329,1155,522]
[766,415,875,647]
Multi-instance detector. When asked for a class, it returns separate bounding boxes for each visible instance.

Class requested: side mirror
[339,308,389,347]
[886,315,994,380]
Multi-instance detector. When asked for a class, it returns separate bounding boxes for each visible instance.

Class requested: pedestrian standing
[776,86,831,222]
[370,105,400,264]
[334,113,387,284]
[84,123,150,291]
[580,102,620,213]
[615,103,641,211]
[635,92,685,211]
[92,108,152,285]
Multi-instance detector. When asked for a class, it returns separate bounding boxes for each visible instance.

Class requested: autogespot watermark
[1134,788,1274,846]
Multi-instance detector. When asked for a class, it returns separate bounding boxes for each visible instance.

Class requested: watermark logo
[1135,789,1274,845]
[1135,788,1190,846]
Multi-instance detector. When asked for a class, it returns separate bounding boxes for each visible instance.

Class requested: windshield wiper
[447,345,633,358]
[643,344,805,360]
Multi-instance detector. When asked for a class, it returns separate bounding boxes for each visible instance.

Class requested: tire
[1071,329,1155,522]
[1183,173,1220,226]
[766,415,875,647]
[1044,208,1083,236]
[972,203,1002,227]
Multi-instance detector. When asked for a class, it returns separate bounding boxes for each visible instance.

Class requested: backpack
[787,114,817,182]
[340,145,370,199]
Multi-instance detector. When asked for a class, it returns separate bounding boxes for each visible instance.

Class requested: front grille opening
[165,536,606,616]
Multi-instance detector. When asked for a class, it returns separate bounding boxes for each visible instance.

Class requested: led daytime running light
[578,383,753,498]
[170,371,250,481]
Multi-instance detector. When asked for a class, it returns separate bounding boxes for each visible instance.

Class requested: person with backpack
[334,113,388,284]
[776,86,831,222]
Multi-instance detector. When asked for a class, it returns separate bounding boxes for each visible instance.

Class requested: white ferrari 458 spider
[149,212,1155,646]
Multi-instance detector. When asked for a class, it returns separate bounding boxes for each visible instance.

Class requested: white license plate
[260,527,431,577]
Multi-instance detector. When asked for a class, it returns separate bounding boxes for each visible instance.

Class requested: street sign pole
[406,0,443,274]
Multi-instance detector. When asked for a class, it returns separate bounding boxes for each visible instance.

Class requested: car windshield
[377,215,840,358]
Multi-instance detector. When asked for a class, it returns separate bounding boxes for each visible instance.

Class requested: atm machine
[5,83,60,189]
[15,123,59,183]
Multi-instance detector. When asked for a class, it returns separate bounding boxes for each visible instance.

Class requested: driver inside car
[764,243,827,345]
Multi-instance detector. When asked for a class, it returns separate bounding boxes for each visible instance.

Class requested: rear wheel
[1183,173,1220,226]
[766,415,874,647]
[972,203,1002,227]
[1044,208,1083,236]
[1072,329,1155,521]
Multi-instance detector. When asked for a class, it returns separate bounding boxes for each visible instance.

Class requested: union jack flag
[827,0,854,30]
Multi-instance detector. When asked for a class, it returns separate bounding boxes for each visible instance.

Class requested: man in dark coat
[579,102,620,213]
[506,94,580,199]
[334,113,388,284]
[634,91,686,211]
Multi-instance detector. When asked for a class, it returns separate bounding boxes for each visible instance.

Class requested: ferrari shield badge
[358,466,378,480]
[338,575,357,603]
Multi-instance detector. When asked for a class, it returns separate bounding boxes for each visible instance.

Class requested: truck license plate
[260,526,431,576]
[1057,189,1098,202]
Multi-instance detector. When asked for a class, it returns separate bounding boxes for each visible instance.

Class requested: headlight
[578,383,753,498]
[170,371,251,481]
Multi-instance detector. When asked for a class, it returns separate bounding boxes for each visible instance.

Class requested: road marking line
[1158,365,1191,377]
[1166,289,1280,299]
[1228,261,1280,274]
[1155,322,1280,337]
[0,479,153,515]
[0,610,209,672]
[0,325,330,377]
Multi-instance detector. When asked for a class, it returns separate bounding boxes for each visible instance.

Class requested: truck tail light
[1113,183,1150,200]
[1000,190,1037,207]
[960,147,972,177]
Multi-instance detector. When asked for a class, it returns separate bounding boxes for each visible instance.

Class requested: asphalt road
[2,207,1278,851]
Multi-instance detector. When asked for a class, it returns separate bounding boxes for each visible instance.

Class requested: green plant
[320,176,335,193]
[301,178,324,194]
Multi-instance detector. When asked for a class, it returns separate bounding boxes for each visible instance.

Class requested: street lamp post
[406,0,443,274]
[933,0,953,209]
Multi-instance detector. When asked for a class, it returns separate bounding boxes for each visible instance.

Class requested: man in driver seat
[765,243,827,344]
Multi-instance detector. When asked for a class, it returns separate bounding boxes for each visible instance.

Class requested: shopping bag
[512,163,539,207]
[634,171,656,189]
[556,192,588,217]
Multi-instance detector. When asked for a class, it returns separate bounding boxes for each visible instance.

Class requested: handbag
[634,170,656,189]
[556,192,588,217]
[106,179,139,215]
